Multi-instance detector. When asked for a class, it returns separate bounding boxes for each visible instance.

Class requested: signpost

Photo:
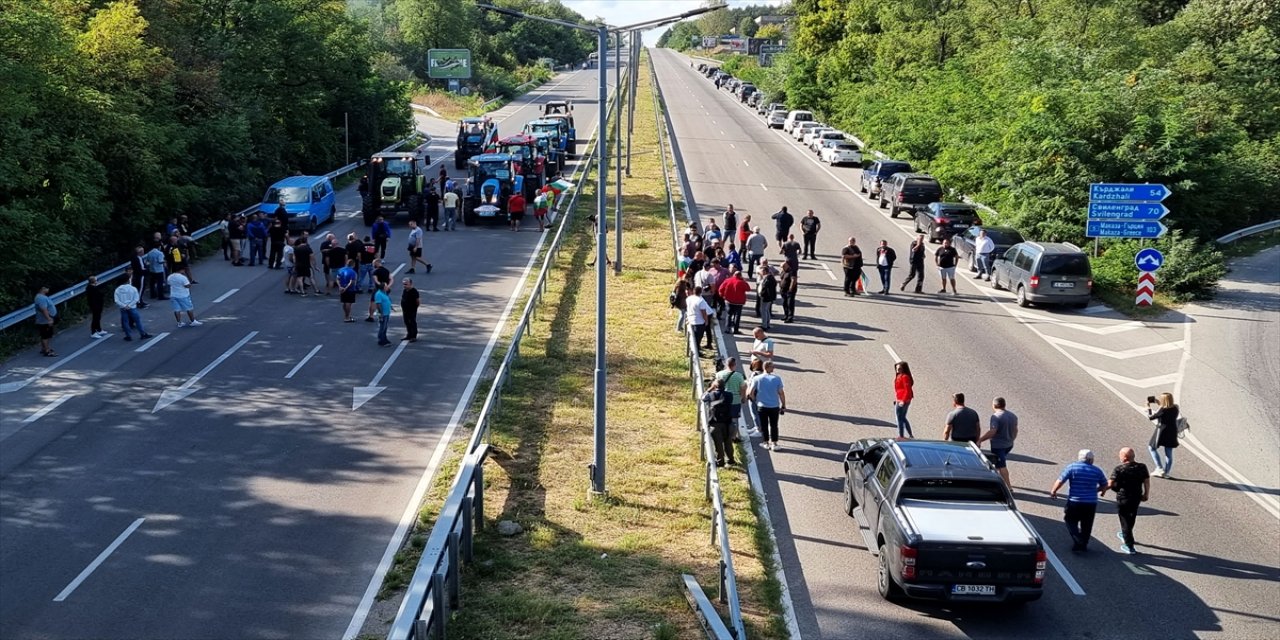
[427,49,472,79]
[1089,184,1172,202]
[758,44,785,66]
[1086,220,1168,239]
[1134,247,1163,306]
[1085,182,1171,249]
[1087,202,1169,220]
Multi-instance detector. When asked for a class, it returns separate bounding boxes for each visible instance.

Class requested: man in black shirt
[900,234,927,293]
[840,237,863,297]
[771,206,794,243]
[367,258,392,322]
[273,198,289,227]
[799,210,821,259]
[425,188,441,231]
[780,233,801,272]
[344,234,365,292]
[293,234,315,296]
[935,237,960,295]
[874,240,897,295]
[268,219,287,269]
[1109,447,1150,555]
[943,393,981,443]
[400,278,420,342]
[324,235,347,295]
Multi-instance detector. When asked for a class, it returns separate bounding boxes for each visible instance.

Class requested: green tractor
[362,152,428,226]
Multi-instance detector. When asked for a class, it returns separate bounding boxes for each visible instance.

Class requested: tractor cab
[463,153,524,226]
[496,134,546,198]
[362,152,427,225]
[456,116,498,169]
[527,131,563,172]
[525,117,575,162]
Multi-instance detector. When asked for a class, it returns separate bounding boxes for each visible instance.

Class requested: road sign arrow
[151,331,257,413]
[1087,202,1169,220]
[1090,183,1171,202]
[352,341,408,410]
[352,386,387,411]
[153,386,198,413]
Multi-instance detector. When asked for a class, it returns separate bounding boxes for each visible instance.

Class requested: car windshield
[880,163,912,175]
[478,161,511,180]
[267,187,309,204]
[1039,254,1091,276]
[382,158,415,176]
[500,145,529,159]
[528,123,559,135]
[899,479,1008,503]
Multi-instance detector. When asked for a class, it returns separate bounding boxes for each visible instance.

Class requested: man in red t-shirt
[717,266,751,334]
[508,192,526,232]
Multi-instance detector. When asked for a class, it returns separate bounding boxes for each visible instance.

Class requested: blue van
[259,175,337,232]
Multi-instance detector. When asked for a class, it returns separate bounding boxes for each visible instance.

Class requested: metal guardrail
[683,574,736,640]
[0,133,426,333]
[1217,219,1280,244]
[386,86,619,640]
[652,53,747,640]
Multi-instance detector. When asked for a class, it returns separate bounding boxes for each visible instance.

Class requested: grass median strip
[361,55,784,640]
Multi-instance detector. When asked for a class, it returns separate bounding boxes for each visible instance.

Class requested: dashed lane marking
[212,288,239,304]
[883,344,901,363]
[20,393,75,425]
[53,518,146,602]
[0,339,108,394]
[134,332,170,353]
[285,344,323,379]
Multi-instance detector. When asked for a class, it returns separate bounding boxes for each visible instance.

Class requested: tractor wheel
[408,194,423,224]
[362,195,376,226]
[454,156,465,171]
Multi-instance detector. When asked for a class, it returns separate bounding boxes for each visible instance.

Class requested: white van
[783,110,814,134]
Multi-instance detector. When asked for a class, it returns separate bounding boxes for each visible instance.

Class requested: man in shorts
[34,285,58,357]
[935,237,960,295]
[337,260,358,322]
[508,191,526,232]
[323,233,346,295]
[406,220,432,274]
[293,233,316,296]
[166,270,203,327]
[978,397,1019,487]
[533,188,549,232]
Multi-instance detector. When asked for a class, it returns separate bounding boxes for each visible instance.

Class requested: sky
[559,0,784,45]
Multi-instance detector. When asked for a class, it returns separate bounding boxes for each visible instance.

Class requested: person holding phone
[1146,393,1180,478]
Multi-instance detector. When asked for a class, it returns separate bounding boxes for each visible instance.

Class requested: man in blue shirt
[374,283,393,346]
[1050,449,1109,553]
[33,286,58,357]
[749,361,786,451]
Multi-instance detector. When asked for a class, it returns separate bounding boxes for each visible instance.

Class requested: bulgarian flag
[856,269,869,294]
[547,178,574,195]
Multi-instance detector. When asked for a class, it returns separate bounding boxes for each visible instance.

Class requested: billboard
[427,49,472,79]
[702,36,718,49]
[724,37,748,53]
[758,44,785,66]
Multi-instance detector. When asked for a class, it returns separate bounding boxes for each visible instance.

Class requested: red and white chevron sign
[1136,272,1157,306]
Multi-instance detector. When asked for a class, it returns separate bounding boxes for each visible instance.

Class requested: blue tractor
[463,153,524,226]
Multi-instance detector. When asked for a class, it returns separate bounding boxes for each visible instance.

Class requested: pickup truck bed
[898,499,1037,546]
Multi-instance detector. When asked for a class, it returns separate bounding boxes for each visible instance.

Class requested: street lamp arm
[614,4,725,32]
[475,3,599,31]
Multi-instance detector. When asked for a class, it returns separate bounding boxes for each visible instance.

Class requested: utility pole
[592,24,609,497]
[625,34,637,177]
[613,32,624,275]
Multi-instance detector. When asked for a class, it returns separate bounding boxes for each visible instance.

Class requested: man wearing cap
[1050,449,1109,553]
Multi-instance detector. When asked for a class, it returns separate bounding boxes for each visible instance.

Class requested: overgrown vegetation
[1,0,596,315]
[664,0,1279,302]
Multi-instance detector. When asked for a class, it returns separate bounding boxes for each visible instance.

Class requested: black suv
[859,160,913,199]
[915,202,982,243]
[880,173,944,218]
[738,84,757,103]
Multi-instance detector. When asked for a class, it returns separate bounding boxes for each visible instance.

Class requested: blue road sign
[1089,183,1171,202]
[1088,202,1169,220]
[1135,248,1165,272]
[1086,220,1168,239]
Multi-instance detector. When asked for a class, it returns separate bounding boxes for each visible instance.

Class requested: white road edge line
[134,332,170,353]
[708,70,1280,518]
[212,288,240,304]
[285,344,323,379]
[342,87,604,639]
[1041,540,1087,596]
[883,344,901,363]
[21,392,76,425]
[53,517,145,602]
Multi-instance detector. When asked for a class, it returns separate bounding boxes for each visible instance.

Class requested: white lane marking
[0,339,108,394]
[285,344,323,379]
[21,393,75,425]
[1079,304,1111,315]
[760,183,768,191]
[212,288,239,304]
[743,160,750,167]
[720,130,725,136]
[1123,560,1156,576]
[1045,336,1185,360]
[53,518,146,602]
[343,113,601,639]
[820,263,837,281]
[390,263,406,279]
[1006,309,1145,335]
[152,331,258,413]
[1082,368,1180,388]
[352,340,409,410]
[883,345,901,363]
[730,143,736,149]
[712,119,717,124]
[1041,541,1086,596]
[134,332,170,353]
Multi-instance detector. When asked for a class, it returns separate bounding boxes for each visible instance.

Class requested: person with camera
[1146,393,1181,478]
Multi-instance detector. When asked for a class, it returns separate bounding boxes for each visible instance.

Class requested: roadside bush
[1091,232,1227,302]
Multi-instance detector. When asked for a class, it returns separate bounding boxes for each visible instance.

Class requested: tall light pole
[613,32,623,275]
[477,3,726,498]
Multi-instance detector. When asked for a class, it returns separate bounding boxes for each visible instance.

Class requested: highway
[652,48,1280,640]
[0,69,607,639]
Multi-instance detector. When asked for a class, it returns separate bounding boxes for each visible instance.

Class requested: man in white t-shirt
[685,286,714,354]
[166,271,202,327]
[750,327,774,364]
[442,190,460,231]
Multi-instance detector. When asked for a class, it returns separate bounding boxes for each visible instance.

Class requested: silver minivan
[992,242,1093,308]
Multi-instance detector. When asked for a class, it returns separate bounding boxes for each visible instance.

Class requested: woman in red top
[893,361,914,438]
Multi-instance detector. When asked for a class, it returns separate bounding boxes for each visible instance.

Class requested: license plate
[952,584,996,596]
[950,224,970,230]
[1052,281,1076,289]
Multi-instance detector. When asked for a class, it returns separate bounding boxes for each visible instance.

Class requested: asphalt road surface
[0,69,608,640]
[653,48,1280,640]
